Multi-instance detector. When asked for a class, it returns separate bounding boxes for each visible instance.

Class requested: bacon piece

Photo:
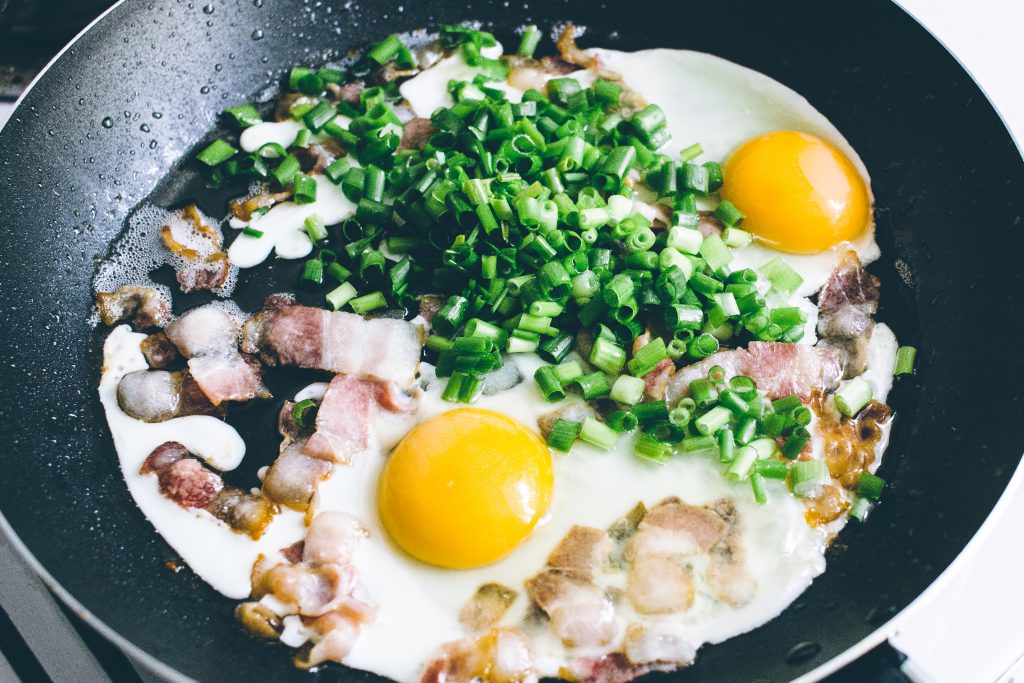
[252,562,356,617]
[555,23,598,70]
[816,252,881,378]
[293,140,344,174]
[302,512,367,565]
[117,369,220,422]
[187,355,267,406]
[140,441,189,474]
[242,303,422,388]
[417,294,445,326]
[665,342,843,407]
[572,653,655,683]
[538,402,598,440]
[399,117,436,151]
[705,499,757,607]
[626,556,694,614]
[161,205,231,293]
[326,80,364,106]
[156,458,224,509]
[96,285,171,329]
[139,332,181,368]
[263,441,332,511]
[422,628,536,683]
[164,306,238,356]
[643,358,675,401]
[625,497,727,560]
[459,583,518,632]
[296,612,362,670]
[208,487,276,539]
[634,200,672,227]
[525,570,616,648]
[229,188,293,222]
[696,211,724,238]
[547,526,612,580]
[234,601,283,639]
[622,622,696,667]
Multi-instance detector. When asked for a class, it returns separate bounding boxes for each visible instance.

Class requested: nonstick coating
[1,1,1022,681]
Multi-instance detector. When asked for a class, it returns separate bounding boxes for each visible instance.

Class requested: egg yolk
[720,131,870,254]
[378,408,553,569]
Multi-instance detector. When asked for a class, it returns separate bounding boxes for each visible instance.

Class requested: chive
[681,435,717,456]
[537,330,574,364]
[459,373,484,403]
[589,336,626,374]
[780,427,810,460]
[517,24,542,57]
[736,416,757,444]
[722,227,752,248]
[689,378,718,409]
[572,371,611,400]
[465,318,505,342]
[553,360,584,386]
[678,143,703,163]
[426,335,455,353]
[699,233,732,271]
[301,258,323,284]
[292,399,318,427]
[303,214,327,242]
[717,427,735,463]
[627,337,668,377]
[547,418,581,452]
[610,375,646,405]
[507,330,540,354]
[606,410,639,433]
[273,154,301,186]
[894,346,917,375]
[224,104,262,128]
[368,34,405,64]
[687,333,720,360]
[579,417,618,450]
[242,227,264,238]
[849,497,872,521]
[790,460,829,497]
[197,139,237,166]
[326,261,351,283]
[303,101,336,132]
[750,472,768,505]
[755,459,788,480]
[718,389,749,415]
[856,471,886,501]
[715,199,744,228]
[635,434,672,463]
[631,400,668,425]
[350,291,386,314]
[725,446,757,481]
[835,377,873,417]
[695,406,731,435]
[433,295,469,337]
[759,257,804,295]
[534,366,566,402]
[442,371,467,402]
[326,282,357,310]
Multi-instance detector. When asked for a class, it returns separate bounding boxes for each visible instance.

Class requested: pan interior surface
[0,1,1022,681]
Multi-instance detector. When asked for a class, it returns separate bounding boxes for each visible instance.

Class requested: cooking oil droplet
[152,111,163,119]
[140,123,151,132]
[251,29,264,40]
[785,641,821,665]
[200,86,210,94]
[149,140,158,149]
[215,63,223,71]
[101,117,114,128]
[202,3,214,13]
[253,0,263,6]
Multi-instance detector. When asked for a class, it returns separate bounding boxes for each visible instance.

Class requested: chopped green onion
[517,24,542,57]
[589,336,626,374]
[304,214,327,242]
[894,346,917,376]
[755,459,788,480]
[631,400,668,425]
[197,139,237,166]
[635,434,672,463]
[535,366,567,402]
[789,460,829,498]
[301,258,323,284]
[224,104,262,128]
[292,399,318,427]
[695,406,731,435]
[242,227,264,238]
[856,471,886,501]
[725,446,758,481]
[750,472,767,505]
[606,410,639,432]
[572,371,611,400]
[714,200,745,228]
[610,375,646,405]
[350,291,386,314]
[759,257,804,295]
[849,497,872,521]
[553,360,584,386]
[326,282,357,311]
[579,417,618,450]
[547,418,581,452]
[835,377,873,417]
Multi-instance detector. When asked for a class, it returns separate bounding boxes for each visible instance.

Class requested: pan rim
[0,1,1021,681]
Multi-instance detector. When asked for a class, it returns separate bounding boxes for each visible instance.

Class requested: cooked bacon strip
[525,570,616,648]
[326,80,364,106]
[625,497,727,560]
[538,402,598,440]
[302,512,367,565]
[229,188,293,222]
[555,23,598,70]
[304,374,418,463]
[572,653,657,683]
[234,601,283,639]
[139,332,181,368]
[117,369,221,422]
[626,556,694,614]
[253,562,356,618]
[422,627,536,683]
[161,204,231,293]
[141,441,276,538]
[164,306,238,356]
[242,302,422,387]
[665,342,842,407]
[296,612,363,670]
[622,622,696,668]
[546,526,612,580]
[263,439,332,511]
[96,285,171,329]
[702,499,757,607]
[163,306,269,406]
[399,117,436,151]
[696,211,724,237]
[459,583,518,633]
[816,252,881,378]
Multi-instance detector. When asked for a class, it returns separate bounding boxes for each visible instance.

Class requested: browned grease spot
[810,390,893,489]
[804,484,850,527]
[164,560,184,573]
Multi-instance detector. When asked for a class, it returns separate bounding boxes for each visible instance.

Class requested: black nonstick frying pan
[1,1,1023,681]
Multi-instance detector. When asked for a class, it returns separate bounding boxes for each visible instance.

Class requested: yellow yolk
[720,131,870,254]
[378,408,553,569]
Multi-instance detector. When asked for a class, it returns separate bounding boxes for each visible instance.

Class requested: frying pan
[1,0,1022,681]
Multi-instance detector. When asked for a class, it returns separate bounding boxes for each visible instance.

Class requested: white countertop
[1,2,1022,682]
